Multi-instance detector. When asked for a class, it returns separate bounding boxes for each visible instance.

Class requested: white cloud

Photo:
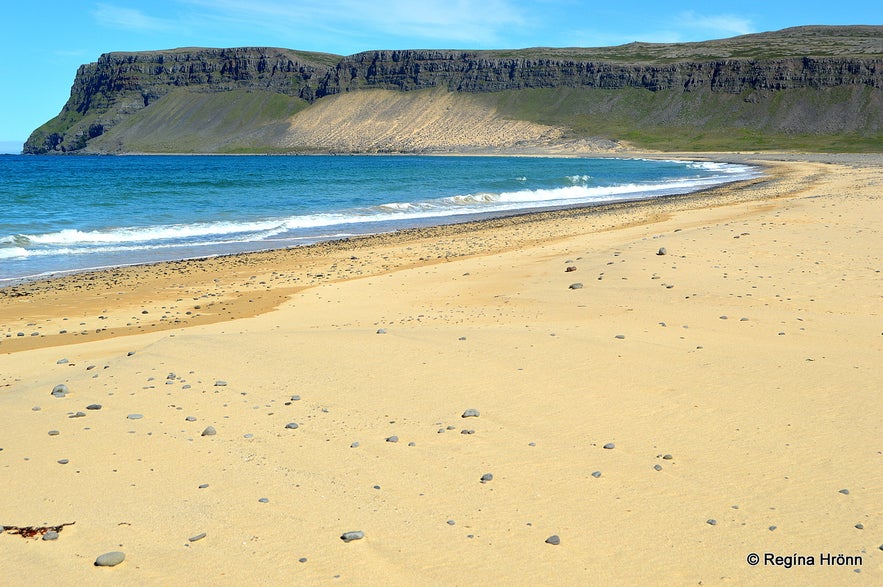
[92,3,175,32]
[181,0,526,47]
[676,11,754,37]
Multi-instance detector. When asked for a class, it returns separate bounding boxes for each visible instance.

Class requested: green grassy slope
[481,85,883,152]
[84,89,312,153]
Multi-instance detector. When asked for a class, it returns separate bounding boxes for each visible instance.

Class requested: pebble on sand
[602,442,615,449]
[657,247,667,256]
[461,408,480,418]
[591,471,601,478]
[706,519,717,526]
[201,426,217,436]
[188,532,207,542]
[340,530,365,542]
[42,530,59,540]
[94,551,126,567]
[545,535,561,545]
[480,473,493,483]
[284,422,299,429]
[568,283,584,290]
[51,384,69,398]
[385,435,399,443]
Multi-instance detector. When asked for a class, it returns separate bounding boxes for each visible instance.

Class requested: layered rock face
[321,50,882,95]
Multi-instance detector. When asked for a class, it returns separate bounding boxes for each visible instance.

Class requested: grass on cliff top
[481,26,883,63]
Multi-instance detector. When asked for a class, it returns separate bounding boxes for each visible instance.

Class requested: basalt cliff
[24,26,883,154]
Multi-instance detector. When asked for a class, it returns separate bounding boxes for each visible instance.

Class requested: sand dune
[277,89,617,153]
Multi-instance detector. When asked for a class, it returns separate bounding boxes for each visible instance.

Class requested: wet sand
[0,153,881,585]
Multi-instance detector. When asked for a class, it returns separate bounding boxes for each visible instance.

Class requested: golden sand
[0,154,880,585]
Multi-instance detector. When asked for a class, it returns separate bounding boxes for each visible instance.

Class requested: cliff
[23,26,883,154]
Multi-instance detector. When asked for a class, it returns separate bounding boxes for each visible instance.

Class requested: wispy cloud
[92,3,175,32]
[181,0,526,48]
[676,11,755,37]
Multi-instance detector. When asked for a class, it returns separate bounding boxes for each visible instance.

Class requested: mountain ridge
[23,26,883,154]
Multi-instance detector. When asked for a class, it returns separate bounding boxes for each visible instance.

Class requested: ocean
[0,155,760,284]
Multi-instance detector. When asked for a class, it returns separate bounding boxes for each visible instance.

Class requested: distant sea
[0,155,760,284]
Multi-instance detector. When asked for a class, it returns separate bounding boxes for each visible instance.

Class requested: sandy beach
[0,153,880,585]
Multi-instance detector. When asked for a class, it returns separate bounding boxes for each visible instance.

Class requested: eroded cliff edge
[24,26,883,154]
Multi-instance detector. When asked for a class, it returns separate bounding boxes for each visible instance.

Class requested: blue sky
[1,0,879,152]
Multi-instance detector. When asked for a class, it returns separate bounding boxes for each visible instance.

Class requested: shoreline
[0,152,880,584]
[1,158,776,355]
[0,151,758,288]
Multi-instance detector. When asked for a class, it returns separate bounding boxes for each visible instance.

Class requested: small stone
[461,408,480,418]
[603,442,615,449]
[48,430,60,436]
[185,416,197,422]
[340,530,364,542]
[86,404,102,410]
[214,380,227,387]
[545,535,561,545]
[838,489,850,495]
[653,464,663,471]
[290,395,301,401]
[480,473,493,483]
[201,426,217,436]
[706,519,717,526]
[657,247,667,256]
[385,435,398,443]
[446,520,456,526]
[284,422,299,429]
[298,557,308,563]
[408,441,416,446]
[126,414,143,420]
[51,384,69,398]
[350,442,360,448]
[461,429,475,435]
[565,266,577,272]
[42,530,59,541]
[662,454,673,460]
[376,328,387,335]
[188,532,207,542]
[258,498,269,503]
[69,411,86,418]
[854,523,863,530]
[56,358,69,365]
[94,551,126,567]
[198,484,209,489]
[568,283,584,290]
[127,351,135,356]
[614,334,625,340]
[57,459,70,465]
[769,525,777,531]
[591,471,601,478]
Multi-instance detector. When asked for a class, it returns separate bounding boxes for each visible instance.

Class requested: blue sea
[0,155,760,284]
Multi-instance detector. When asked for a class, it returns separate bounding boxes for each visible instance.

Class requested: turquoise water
[0,155,759,283]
